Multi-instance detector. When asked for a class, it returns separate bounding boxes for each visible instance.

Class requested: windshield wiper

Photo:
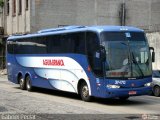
[120,42,133,77]
[121,41,145,78]
[131,52,144,78]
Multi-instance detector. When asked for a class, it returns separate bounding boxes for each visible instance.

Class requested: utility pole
[120,0,126,26]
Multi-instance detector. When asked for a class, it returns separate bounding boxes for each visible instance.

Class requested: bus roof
[8,25,144,40]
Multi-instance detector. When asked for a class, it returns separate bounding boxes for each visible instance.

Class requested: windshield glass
[101,32,152,79]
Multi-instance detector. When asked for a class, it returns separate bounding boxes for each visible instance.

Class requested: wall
[147,32,160,70]
[30,0,160,32]
[2,0,160,34]
[0,7,3,27]
[31,0,123,32]
[5,0,31,35]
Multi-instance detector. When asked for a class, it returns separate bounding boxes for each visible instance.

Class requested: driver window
[86,32,103,77]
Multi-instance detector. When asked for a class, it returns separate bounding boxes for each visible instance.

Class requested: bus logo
[43,59,65,66]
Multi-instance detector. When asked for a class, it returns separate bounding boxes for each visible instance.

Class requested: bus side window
[7,41,14,54]
[86,32,103,77]
[64,32,86,54]
[61,34,75,53]
[73,32,85,54]
[14,38,47,54]
[46,35,61,53]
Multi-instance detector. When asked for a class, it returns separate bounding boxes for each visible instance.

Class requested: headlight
[107,85,120,89]
[144,82,152,87]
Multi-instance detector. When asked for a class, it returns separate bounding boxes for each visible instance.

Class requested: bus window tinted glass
[14,38,47,54]
[46,35,61,53]
[7,41,14,54]
[69,32,86,54]
[86,32,102,77]
[101,32,146,41]
[46,32,85,54]
[10,32,86,55]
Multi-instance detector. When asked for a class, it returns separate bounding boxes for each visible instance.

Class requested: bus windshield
[101,32,152,79]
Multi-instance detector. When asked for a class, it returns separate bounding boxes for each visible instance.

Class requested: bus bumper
[104,86,152,98]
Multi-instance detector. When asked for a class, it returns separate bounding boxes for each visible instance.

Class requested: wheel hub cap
[82,86,89,98]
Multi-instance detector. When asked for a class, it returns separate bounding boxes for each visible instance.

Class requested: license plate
[129,91,137,95]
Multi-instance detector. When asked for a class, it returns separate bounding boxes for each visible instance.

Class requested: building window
[18,0,22,15]
[6,0,10,15]
[26,0,29,10]
[12,0,16,16]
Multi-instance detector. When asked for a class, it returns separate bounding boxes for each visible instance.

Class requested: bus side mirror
[149,47,155,62]
[100,45,106,61]
[152,51,155,62]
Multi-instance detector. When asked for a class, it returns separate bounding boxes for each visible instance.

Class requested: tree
[0,0,4,8]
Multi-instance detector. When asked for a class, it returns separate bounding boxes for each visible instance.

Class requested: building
[0,0,30,35]
[0,0,160,69]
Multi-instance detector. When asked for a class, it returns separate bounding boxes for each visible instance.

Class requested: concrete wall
[147,32,160,70]
[30,0,160,32]
[0,7,3,27]
[31,0,123,32]
[1,0,160,34]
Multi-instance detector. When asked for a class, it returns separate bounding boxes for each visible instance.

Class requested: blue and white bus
[7,26,155,101]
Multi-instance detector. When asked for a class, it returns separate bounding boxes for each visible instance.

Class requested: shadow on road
[14,86,81,100]
[13,86,150,106]
[94,97,148,106]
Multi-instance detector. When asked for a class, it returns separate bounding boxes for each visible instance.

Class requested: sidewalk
[0,69,7,76]
[0,69,7,79]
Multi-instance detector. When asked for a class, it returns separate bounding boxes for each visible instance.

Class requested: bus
[6,26,155,101]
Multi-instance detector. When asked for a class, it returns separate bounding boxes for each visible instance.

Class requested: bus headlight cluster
[107,85,120,89]
[144,82,152,87]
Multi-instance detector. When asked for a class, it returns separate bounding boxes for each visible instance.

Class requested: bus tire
[19,76,26,90]
[153,86,160,97]
[26,76,33,92]
[80,82,92,102]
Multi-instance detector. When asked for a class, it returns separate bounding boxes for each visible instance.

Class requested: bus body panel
[6,25,153,99]
[7,54,18,83]
[93,77,152,98]
[7,54,93,95]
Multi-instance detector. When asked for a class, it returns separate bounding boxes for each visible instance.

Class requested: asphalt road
[0,75,160,120]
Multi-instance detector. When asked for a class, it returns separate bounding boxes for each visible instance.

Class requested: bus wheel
[26,76,33,91]
[80,82,92,102]
[153,86,160,97]
[119,96,129,101]
[19,76,26,90]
